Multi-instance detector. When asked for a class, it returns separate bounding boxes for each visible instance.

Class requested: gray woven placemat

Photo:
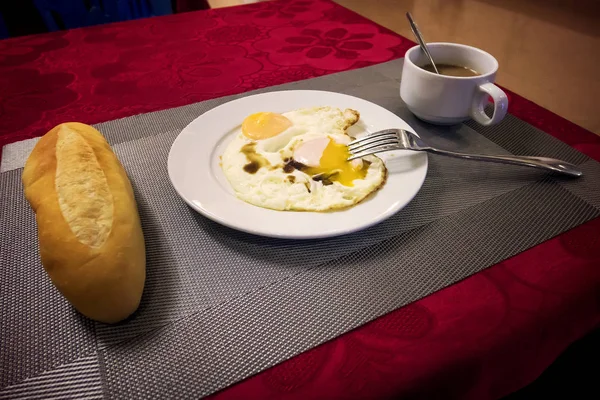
[2,59,599,399]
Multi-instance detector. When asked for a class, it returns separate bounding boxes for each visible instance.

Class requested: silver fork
[347,129,583,178]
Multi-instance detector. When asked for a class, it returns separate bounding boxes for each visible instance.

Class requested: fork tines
[347,129,401,160]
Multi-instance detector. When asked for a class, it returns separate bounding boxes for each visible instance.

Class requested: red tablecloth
[1,1,599,399]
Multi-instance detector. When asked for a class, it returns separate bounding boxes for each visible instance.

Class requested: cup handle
[470,82,508,126]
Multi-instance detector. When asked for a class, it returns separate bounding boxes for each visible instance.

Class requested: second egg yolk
[305,138,367,187]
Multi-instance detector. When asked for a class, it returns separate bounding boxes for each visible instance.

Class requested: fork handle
[424,148,583,177]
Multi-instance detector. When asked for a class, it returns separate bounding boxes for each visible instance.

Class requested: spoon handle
[406,12,439,74]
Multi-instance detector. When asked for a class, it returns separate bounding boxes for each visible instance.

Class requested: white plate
[168,90,428,239]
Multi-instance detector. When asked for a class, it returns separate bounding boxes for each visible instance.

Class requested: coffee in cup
[422,63,479,77]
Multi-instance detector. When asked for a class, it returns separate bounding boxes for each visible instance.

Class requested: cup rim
[405,42,499,80]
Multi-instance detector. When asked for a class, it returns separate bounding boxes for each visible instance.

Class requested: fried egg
[221,107,387,211]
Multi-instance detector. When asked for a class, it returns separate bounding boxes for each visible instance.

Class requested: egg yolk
[305,138,367,187]
[242,112,292,140]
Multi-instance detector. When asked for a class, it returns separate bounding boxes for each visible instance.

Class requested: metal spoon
[406,12,439,74]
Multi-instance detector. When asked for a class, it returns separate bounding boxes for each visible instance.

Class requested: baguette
[22,122,146,324]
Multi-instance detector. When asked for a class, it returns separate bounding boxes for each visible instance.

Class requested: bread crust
[22,122,146,323]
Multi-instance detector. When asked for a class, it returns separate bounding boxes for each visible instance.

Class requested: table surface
[1,0,599,399]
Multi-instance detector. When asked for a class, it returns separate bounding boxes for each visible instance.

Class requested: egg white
[221,107,387,211]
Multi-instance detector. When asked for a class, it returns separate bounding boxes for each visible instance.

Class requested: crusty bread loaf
[22,122,146,324]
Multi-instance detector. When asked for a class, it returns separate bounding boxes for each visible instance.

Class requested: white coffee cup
[400,43,508,126]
